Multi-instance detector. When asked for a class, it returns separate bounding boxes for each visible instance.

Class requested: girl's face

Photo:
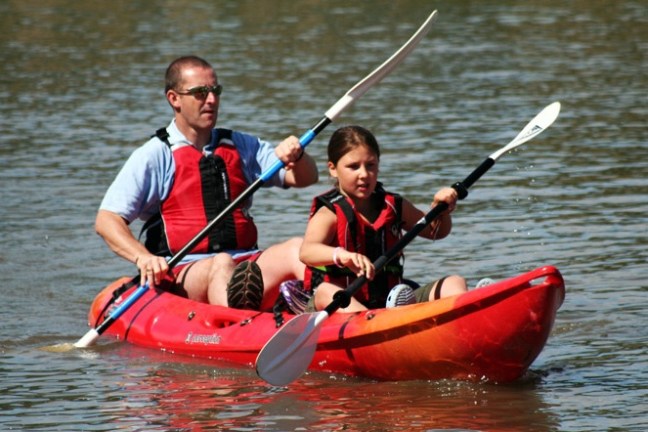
[328,144,379,203]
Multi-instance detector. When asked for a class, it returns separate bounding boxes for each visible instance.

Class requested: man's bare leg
[256,237,306,310]
[175,253,236,305]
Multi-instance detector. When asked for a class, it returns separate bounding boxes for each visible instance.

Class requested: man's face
[168,65,220,133]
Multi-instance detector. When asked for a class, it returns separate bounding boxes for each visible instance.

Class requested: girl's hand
[337,248,375,280]
[432,187,458,213]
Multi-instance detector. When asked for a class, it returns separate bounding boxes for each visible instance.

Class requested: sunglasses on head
[175,84,223,99]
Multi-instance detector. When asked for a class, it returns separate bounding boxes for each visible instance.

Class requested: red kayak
[86,265,564,382]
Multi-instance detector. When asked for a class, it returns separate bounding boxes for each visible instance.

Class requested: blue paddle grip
[259,129,316,182]
[108,283,149,320]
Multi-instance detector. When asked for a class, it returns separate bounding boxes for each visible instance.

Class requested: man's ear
[166,90,181,110]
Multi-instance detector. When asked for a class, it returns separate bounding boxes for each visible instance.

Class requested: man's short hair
[164,56,213,93]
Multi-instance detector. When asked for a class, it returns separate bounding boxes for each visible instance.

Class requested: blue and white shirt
[100,120,286,224]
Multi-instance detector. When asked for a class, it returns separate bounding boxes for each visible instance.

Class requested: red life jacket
[143,128,258,255]
[304,184,404,308]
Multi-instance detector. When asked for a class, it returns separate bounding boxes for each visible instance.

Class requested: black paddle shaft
[324,157,495,314]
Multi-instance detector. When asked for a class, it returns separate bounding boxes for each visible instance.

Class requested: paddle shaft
[82,112,332,345]
[75,12,439,348]
[323,100,564,314]
[172,9,440,264]
[323,158,494,314]
[255,101,561,385]
[82,115,333,344]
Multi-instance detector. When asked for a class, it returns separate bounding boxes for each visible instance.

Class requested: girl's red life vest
[304,184,404,308]
[142,128,258,256]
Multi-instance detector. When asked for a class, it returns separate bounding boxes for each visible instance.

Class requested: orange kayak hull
[87,265,564,382]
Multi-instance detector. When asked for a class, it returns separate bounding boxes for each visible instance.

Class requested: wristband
[332,247,345,268]
[295,148,305,162]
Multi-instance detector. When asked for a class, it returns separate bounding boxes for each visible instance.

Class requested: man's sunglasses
[175,84,223,99]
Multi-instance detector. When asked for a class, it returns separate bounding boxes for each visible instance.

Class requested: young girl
[299,125,468,312]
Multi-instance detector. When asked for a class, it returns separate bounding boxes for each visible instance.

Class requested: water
[1,0,646,430]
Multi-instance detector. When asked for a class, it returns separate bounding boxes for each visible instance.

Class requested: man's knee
[283,236,303,249]
[207,253,235,274]
[282,237,304,256]
[263,237,303,257]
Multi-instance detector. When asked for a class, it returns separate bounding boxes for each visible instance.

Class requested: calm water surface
[1,0,646,431]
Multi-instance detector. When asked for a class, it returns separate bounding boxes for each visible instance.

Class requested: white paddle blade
[490,101,561,160]
[325,10,438,120]
[74,328,100,348]
[256,311,328,386]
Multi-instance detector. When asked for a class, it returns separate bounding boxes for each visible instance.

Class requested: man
[96,55,318,311]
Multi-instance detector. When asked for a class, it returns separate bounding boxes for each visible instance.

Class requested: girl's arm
[299,206,339,267]
[299,206,375,278]
[402,187,458,240]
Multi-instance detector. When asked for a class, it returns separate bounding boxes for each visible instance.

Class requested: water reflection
[102,346,560,431]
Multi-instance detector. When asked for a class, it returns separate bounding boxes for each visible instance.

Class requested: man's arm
[283,151,318,187]
[273,135,319,188]
[95,209,148,263]
[95,209,168,287]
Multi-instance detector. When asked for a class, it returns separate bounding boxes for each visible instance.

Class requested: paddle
[72,11,439,349]
[255,101,562,386]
